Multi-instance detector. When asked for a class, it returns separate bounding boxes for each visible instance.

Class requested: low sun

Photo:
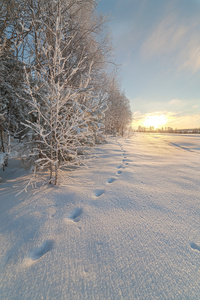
[143,114,167,129]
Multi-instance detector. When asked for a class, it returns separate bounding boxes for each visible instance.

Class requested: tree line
[0,0,132,184]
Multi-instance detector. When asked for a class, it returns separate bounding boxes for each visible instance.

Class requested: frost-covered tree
[0,0,33,155]
[0,46,29,134]
[0,0,132,182]
[104,76,132,136]
[22,0,109,184]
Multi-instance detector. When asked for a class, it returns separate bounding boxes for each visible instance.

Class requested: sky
[97,0,200,129]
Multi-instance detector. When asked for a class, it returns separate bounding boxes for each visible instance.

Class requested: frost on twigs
[0,0,132,190]
[21,1,107,187]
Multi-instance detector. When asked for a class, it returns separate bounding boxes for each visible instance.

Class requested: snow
[0,133,200,299]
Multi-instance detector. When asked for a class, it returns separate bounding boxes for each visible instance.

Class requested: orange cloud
[133,111,200,129]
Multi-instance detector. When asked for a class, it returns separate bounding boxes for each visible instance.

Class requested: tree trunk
[0,128,5,153]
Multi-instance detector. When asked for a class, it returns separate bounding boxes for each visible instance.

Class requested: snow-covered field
[0,133,199,299]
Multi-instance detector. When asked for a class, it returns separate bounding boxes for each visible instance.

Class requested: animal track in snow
[190,242,200,251]
[29,240,54,262]
[117,165,122,169]
[68,207,83,222]
[94,189,105,197]
[117,170,122,175]
[107,178,116,184]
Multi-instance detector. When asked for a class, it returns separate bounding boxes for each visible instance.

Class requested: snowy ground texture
[0,133,200,300]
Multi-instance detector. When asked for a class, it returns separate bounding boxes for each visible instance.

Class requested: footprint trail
[94,189,105,197]
[29,240,54,262]
[190,242,200,251]
[107,178,116,184]
[68,207,83,222]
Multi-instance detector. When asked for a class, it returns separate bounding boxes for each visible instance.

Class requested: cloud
[133,111,172,128]
[168,99,183,105]
[141,7,200,73]
[192,105,199,109]
[167,99,200,115]
[167,113,200,129]
[141,13,188,59]
[178,39,200,73]
[132,111,200,129]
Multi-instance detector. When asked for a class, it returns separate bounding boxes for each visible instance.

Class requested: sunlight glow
[143,114,167,128]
